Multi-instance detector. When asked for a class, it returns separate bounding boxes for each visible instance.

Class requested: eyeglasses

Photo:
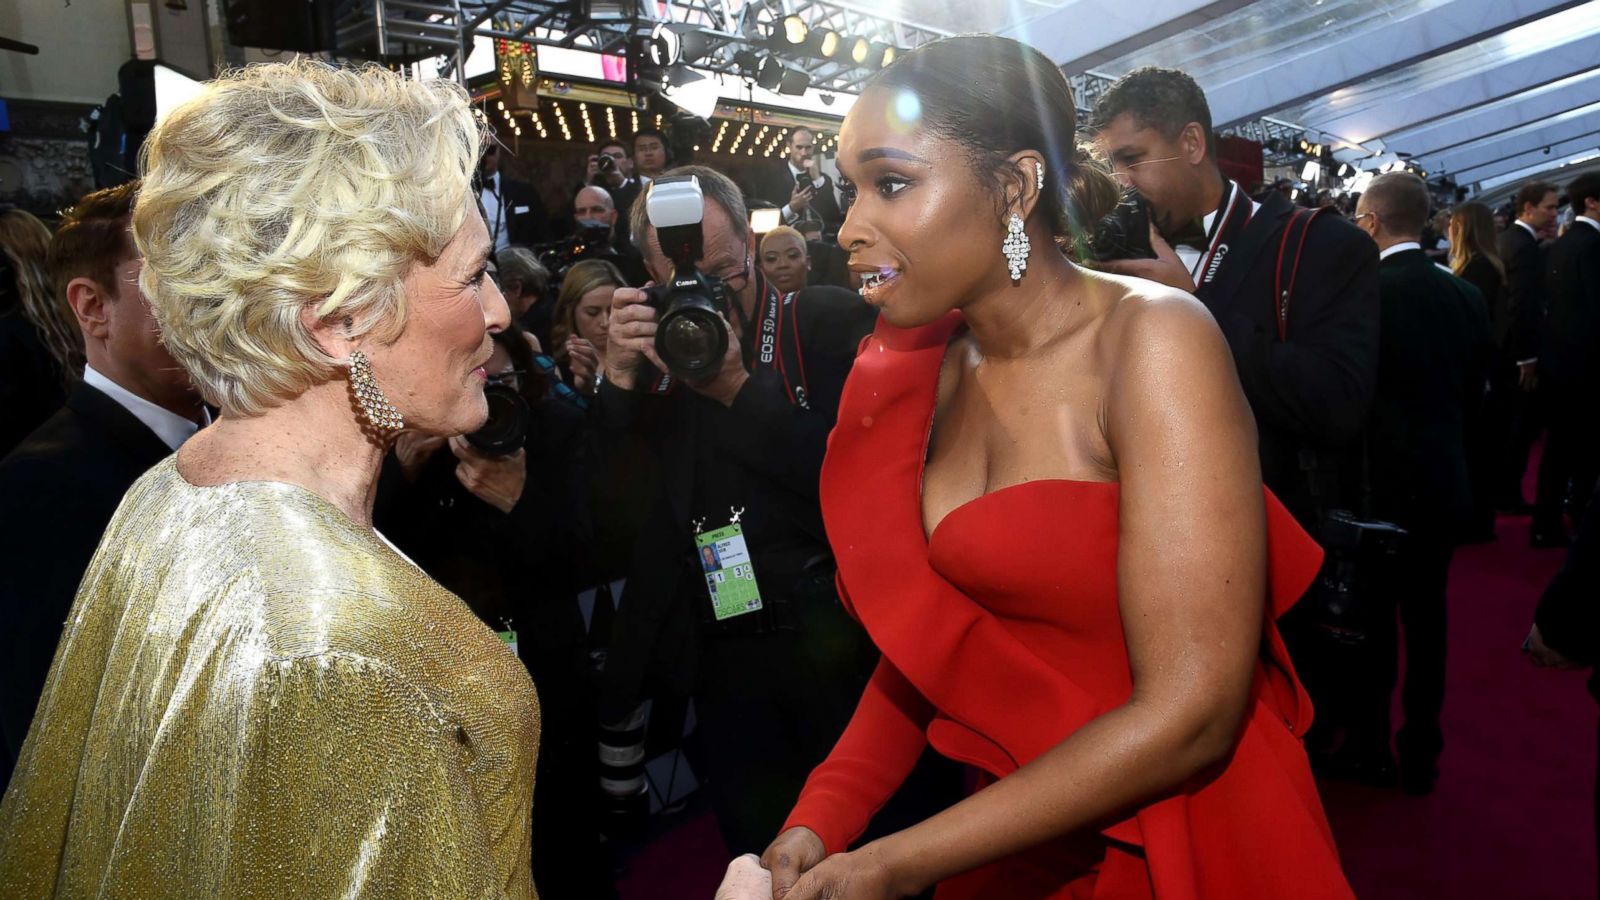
[1109,155,1182,187]
[1352,212,1376,224]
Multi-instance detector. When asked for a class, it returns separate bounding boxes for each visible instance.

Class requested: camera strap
[1193,180,1255,288]
[651,272,810,409]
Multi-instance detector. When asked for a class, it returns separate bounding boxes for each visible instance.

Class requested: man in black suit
[595,166,890,854]
[0,182,207,785]
[1525,477,1600,883]
[1533,172,1600,545]
[1091,67,1380,530]
[750,126,844,237]
[1092,68,1381,777]
[1344,174,1493,795]
[478,143,552,253]
[1494,180,1559,522]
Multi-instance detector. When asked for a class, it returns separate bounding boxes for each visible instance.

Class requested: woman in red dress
[757,36,1355,899]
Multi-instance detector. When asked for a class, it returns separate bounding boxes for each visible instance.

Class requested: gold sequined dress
[0,457,540,899]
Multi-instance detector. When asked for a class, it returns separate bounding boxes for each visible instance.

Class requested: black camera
[1086,190,1157,262]
[1306,510,1407,645]
[639,175,731,380]
[466,377,530,456]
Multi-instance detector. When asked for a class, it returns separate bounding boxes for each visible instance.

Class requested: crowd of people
[0,30,1595,900]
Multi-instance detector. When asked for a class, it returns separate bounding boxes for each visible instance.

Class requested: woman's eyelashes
[875,175,911,198]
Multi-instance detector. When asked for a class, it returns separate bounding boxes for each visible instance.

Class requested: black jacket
[1193,190,1381,526]
[1495,223,1546,364]
[1366,249,1493,534]
[1457,255,1504,332]
[1540,219,1600,391]
[0,383,175,784]
[594,282,875,717]
[482,172,553,248]
[0,311,68,458]
[751,164,843,234]
[1534,480,1600,698]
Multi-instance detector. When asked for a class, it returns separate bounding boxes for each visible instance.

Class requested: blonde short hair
[760,225,807,255]
[133,58,485,415]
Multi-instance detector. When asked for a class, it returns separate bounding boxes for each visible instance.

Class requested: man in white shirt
[0,182,207,782]
[478,144,552,252]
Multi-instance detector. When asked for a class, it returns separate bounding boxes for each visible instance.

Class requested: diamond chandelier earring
[1003,212,1031,282]
[349,350,404,432]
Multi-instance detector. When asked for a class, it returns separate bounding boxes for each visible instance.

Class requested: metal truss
[350,0,954,95]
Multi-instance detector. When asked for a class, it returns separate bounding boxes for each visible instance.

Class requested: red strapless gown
[783,313,1355,899]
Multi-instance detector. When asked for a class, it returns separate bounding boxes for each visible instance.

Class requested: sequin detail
[0,457,540,898]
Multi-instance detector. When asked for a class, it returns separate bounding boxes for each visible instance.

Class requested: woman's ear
[1004,150,1046,222]
[301,303,359,361]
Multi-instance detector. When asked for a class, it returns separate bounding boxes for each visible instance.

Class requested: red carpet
[620,512,1595,899]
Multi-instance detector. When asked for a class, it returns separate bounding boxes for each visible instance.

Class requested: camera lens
[466,384,530,455]
[657,305,728,380]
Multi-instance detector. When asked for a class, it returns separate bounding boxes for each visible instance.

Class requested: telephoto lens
[598,702,651,830]
[465,382,530,455]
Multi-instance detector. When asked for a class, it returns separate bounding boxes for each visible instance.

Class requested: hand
[586,155,601,181]
[1519,361,1538,392]
[448,435,526,514]
[686,313,749,407]
[1096,224,1197,293]
[394,432,446,483]
[760,827,826,899]
[781,845,901,900]
[566,336,601,394]
[1524,624,1584,670]
[604,285,665,390]
[715,854,773,900]
[789,182,815,214]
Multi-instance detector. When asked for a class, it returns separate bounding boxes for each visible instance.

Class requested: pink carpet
[621,512,1595,898]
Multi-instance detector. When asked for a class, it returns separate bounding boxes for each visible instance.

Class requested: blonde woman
[1,210,84,454]
[0,60,540,899]
[551,257,626,394]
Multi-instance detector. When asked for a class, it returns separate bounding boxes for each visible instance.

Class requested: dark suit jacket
[483,173,552,248]
[594,284,876,720]
[1367,249,1494,534]
[1193,190,1381,526]
[751,164,843,234]
[0,311,68,458]
[0,383,175,785]
[1534,480,1600,698]
[1495,223,1546,364]
[1540,220,1600,391]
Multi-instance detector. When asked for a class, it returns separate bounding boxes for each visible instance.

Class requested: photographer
[594,166,878,854]
[584,139,642,251]
[571,186,649,286]
[372,321,610,898]
[753,126,843,236]
[1090,68,1379,533]
[1091,68,1380,770]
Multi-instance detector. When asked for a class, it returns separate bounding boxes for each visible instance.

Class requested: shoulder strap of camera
[1272,206,1329,342]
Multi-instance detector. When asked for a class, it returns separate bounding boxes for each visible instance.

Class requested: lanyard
[1192,180,1253,289]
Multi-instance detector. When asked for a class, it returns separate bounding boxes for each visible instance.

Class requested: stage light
[778,67,810,96]
[1337,163,1355,179]
[1301,161,1320,182]
[880,45,897,67]
[781,15,807,46]
[757,56,786,91]
[817,29,841,58]
[848,36,871,65]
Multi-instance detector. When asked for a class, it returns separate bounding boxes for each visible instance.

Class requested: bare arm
[787,294,1268,898]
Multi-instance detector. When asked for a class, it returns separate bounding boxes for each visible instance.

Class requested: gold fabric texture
[0,457,540,899]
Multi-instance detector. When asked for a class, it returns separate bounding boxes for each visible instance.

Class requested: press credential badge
[695,518,763,621]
